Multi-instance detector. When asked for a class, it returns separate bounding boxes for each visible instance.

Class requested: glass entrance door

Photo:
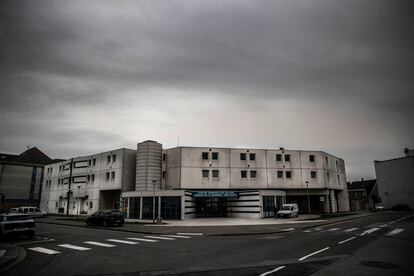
[196,197,227,217]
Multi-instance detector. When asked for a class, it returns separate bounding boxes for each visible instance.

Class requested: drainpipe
[66,158,74,216]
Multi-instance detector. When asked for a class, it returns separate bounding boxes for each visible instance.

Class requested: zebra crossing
[303,226,406,237]
[28,233,201,255]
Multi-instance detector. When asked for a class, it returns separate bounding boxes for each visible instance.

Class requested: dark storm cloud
[0,0,413,179]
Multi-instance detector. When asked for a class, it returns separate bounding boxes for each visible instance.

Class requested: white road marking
[328,228,340,231]
[315,228,322,231]
[259,265,285,276]
[15,239,55,246]
[106,239,138,245]
[127,237,158,243]
[58,244,91,251]
[144,235,175,240]
[0,250,5,258]
[161,235,190,239]
[303,230,312,233]
[176,232,203,236]
[282,228,295,231]
[344,228,359,232]
[360,227,380,236]
[380,224,388,228]
[389,220,396,224]
[338,237,356,244]
[299,247,330,261]
[84,241,116,247]
[29,247,61,255]
[386,228,405,236]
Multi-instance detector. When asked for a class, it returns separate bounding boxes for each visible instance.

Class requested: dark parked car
[86,210,124,226]
[0,213,35,239]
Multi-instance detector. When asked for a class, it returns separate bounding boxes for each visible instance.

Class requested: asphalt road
[2,211,413,275]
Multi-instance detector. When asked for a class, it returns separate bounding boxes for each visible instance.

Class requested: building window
[91,174,95,182]
[106,172,110,181]
[87,175,90,182]
[212,152,219,160]
[202,170,209,178]
[163,154,166,161]
[309,155,315,162]
[337,174,340,186]
[325,156,328,164]
[107,155,111,163]
[111,171,115,180]
[327,172,330,181]
[240,153,246,161]
[250,170,257,179]
[90,201,93,209]
[163,171,166,179]
[285,154,290,162]
[212,170,219,178]
[88,160,91,167]
[311,171,317,179]
[249,153,256,161]
[336,160,338,171]
[112,154,116,162]
[93,158,96,166]
[277,171,283,178]
[286,171,292,179]
[276,154,282,161]
[202,152,209,160]
[241,170,247,178]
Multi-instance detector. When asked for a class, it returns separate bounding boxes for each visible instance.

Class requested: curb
[0,244,21,272]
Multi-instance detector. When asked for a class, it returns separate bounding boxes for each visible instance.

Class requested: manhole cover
[360,260,399,269]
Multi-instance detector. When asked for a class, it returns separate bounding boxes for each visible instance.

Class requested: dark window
[93,158,96,166]
[250,170,257,178]
[309,155,315,162]
[325,156,328,164]
[327,172,330,180]
[285,154,290,162]
[161,196,182,220]
[249,153,256,161]
[88,160,91,167]
[87,175,90,182]
[240,153,246,160]
[212,152,219,160]
[286,171,292,179]
[311,171,317,178]
[111,171,115,180]
[129,197,140,219]
[107,155,111,163]
[106,172,110,180]
[202,152,209,160]
[91,174,95,182]
[142,197,159,219]
[241,170,247,178]
[277,171,283,178]
[112,154,116,162]
[276,154,282,161]
[162,171,166,179]
[202,170,209,178]
[163,154,166,161]
[212,170,219,178]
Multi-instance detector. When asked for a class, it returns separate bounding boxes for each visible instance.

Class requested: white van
[9,207,47,218]
[276,204,299,218]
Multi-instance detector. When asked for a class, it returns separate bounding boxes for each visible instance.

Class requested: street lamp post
[306,181,311,220]
[152,180,156,224]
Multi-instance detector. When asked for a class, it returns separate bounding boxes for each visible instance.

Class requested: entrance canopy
[192,191,239,198]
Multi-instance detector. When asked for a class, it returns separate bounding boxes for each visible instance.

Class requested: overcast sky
[0,0,413,180]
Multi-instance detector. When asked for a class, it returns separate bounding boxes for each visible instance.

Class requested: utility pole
[306,181,311,220]
[152,180,156,223]
[66,158,73,216]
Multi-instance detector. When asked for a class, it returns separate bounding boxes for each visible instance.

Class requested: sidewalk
[35,211,374,236]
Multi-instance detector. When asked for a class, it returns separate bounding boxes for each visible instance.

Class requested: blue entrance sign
[192,191,239,198]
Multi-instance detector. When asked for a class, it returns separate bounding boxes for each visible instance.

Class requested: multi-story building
[0,147,59,211]
[40,148,136,215]
[375,149,414,209]
[121,140,349,220]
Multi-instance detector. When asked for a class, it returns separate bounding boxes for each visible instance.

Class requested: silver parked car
[0,213,35,239]
[9,206,47,218]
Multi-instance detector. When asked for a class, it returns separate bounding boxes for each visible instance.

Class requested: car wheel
[102,221,108,227]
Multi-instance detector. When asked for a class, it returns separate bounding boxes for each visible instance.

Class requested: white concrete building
[122,140,349,220]
[40,148,136,215]
[375,149,414,209]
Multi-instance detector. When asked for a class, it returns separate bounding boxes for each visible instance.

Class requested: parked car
[374,204,385,211]
[86,210,124,226]
[9,206,47,218]
[0,213,35,239]
[276,204,299,218]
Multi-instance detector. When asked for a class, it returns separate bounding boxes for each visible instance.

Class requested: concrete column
[330,190,337,213]
[139,196,143,219]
